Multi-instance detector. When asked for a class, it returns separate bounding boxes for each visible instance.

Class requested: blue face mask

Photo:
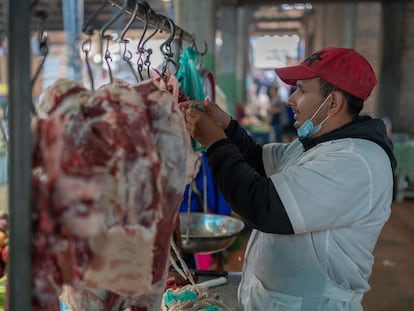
[297,94,332,138]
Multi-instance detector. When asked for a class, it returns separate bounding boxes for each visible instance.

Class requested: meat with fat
[31,77,192,311]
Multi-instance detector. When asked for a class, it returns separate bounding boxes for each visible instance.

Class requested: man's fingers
[185,108,201,129]
[186,107,197,118]
[204,97,214,112]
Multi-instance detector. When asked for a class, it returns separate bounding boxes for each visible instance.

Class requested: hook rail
[108,0,196,43]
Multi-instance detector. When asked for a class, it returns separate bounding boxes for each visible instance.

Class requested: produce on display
[0,213,8,279]
[31,76,194,311]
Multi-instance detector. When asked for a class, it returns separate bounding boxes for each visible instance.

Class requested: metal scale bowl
[180,212,245,254]
[180,150,245,254]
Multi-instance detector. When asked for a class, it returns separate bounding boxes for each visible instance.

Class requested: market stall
[5,1,243,310]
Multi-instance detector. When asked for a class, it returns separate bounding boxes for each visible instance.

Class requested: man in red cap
[180,46,396,310]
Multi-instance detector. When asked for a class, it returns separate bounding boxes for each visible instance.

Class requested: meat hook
[82,38,95,90]
[136,1,151,54]
[81,0,108,90]
[31,9,49,116]
[82,0,107,35]
[119,1,140,83]
[192,35,208,56]
[119,1,139,43]
[135,2,150,81]
[99,0,128,41]
[122,44,140,83]
[139,3,160,79]
[104,38,115,84]
[159,16,176,58]
[99,0,128,84]
[159,16,178,78]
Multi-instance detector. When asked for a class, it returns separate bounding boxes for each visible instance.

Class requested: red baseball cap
[274,46,377,100]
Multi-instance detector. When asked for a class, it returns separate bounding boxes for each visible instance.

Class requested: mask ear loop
[309,93,332,122]
[318,114,330,127]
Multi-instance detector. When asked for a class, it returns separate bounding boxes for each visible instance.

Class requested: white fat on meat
[37,78,91,117]
[85,224,156,296]
[152,73,198,183]
[146,84,189,193]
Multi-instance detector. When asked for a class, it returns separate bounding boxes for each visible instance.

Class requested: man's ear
[328,91,345,114]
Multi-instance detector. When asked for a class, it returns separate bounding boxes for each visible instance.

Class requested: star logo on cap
[304,51,325,66]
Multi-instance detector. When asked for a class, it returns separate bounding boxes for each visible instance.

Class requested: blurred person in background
[266,84,284,142]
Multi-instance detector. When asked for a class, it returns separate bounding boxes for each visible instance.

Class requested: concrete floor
[363,199,414,310]
[221,199,414,310]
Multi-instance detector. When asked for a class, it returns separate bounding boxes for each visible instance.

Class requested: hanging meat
[31,76,194,311]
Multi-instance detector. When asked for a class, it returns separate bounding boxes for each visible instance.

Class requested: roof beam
[221,0,405,5]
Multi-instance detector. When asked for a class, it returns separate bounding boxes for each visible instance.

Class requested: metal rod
[7,0,33,310]
[108,0,195,43]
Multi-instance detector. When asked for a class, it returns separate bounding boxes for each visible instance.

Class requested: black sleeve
[206,139,294,234]
[224,119,266,176]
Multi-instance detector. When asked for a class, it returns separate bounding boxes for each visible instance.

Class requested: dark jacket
[206,115,397,234]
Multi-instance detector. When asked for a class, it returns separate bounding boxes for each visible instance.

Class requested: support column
[235,7,250,107]
[378,2,404,121]
[353,3,382,116]
[62,0,83,82]
[341,3,356,48]
[218,6,237,117]
[7,0,33,310]
[174,0,217,72]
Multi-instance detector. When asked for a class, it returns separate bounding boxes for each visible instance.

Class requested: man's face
[287,77,326,130]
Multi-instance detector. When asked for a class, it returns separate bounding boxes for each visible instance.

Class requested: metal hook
[141,7,159,49]
[99,0,128,40]
[163,58,178,76]
[159,16,176,57]
[82,38,95,90]
[118,2,140,83]
[31,9,49,116]
[138,3,159,79]
[136,1,150,52]
[33,10,48,55]
[122,43,140,83]
[119,1,139,43]
[192,35,208,56]
[159,17,177,79]
[145,50,153,79]
[98,0,127,85]
[80,1,107,90]
[82,0,107,35]
[104,37,114,83]
[136,56,144,82]
[134,2,152,81]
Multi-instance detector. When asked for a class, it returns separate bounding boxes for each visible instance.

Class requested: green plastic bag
[177,46,206,151]
[177,46,206,101]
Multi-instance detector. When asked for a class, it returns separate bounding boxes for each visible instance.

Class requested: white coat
[238,138,393,310]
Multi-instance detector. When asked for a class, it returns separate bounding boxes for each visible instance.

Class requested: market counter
[394,140,414,202]
[58,272,243,311]
[207,271,242,310]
